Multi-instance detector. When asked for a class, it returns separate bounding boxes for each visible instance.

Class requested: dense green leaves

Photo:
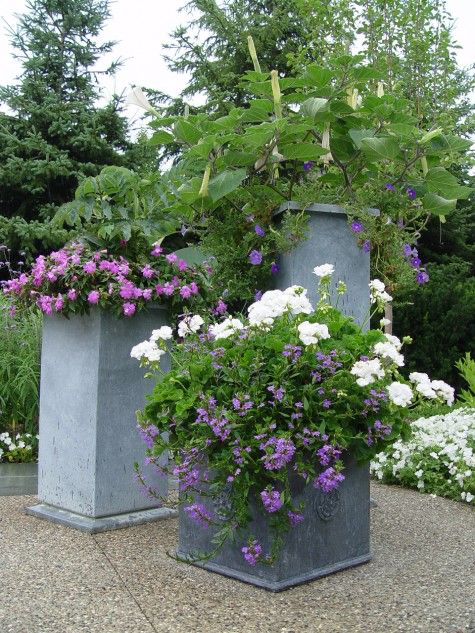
[208,169,248,202]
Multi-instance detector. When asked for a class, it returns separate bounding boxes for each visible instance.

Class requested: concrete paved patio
[0,482,474,633]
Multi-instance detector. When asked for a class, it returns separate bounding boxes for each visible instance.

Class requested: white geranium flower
[373,342,404,367]
[297,321,330,346]
[369,279,392,304]
[248,287,312,327]
[178,315,204,338]
[416,382,437,398]
[350,358,385,386]
[313,263,335,278]
[130,340,165,363]
[384,333,402,350]
[209,318,245,340]
[431,380,455,406]
[380,317,391,327]
[387,382,413,407]
[150,326,173,341]
[409,372,431,385]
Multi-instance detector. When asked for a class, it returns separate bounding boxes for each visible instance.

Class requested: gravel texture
[0,483,474,633]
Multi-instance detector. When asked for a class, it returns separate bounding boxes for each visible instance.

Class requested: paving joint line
[91,533,158,633]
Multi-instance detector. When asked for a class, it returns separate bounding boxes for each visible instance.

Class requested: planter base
[177,551,372,592]
[26,503,177,534]
[0,463,38,496]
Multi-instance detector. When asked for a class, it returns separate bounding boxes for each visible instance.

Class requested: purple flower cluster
[362,388,388,418]
[312,351,342,382]
[288,511,305,527]
[172,449,201,491]
[282,344,302,364]
[249,250,263,265]
[402,244,429,284]
[184,503,213,528]
[313,467,345,493]
[260,437,296,471]
[137,424,159,449]
[232,395,254,416]
[195,396,231,441]
[267,384,285,403]
[241,540,263,566]
[260,487,283,513]
[367,419,392,446]
[316,444,342,466]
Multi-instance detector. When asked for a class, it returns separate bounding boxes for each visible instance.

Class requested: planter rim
[43,301,168,321]
[274,201,380,218]
[0,461,38,472]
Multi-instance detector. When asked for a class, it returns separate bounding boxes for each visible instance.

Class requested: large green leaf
[177,177,203,204]
[422,193,457,216]
[174,120,202,145]
[300,97,328,119]
[174,246,209,266]
[360,137,400,161]
[348,128,375,148]
[281,143,328,161]
[208,169,247,202]
[149,130,175,146]
[426,167,473,200]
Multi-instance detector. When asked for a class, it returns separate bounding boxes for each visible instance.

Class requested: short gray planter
[0,462,38,496]
[274,202,379,328]
[27,305,174,533]
[177,457,371,591]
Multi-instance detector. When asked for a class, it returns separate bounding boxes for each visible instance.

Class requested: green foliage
[0,0,153,257]
[394,262,475,390]
[0,295,41,435]
[456,353,475,407]
[53,166,191,259]
[146,55,470,302]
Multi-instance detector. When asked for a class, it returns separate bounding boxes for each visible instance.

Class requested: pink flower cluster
[3,242,203,318]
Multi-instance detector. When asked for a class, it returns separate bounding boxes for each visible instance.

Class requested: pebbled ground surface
[0,483,474,633]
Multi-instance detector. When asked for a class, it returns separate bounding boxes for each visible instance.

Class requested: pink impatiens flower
[180,286,192,299]
[123,302,136,316]
[142,289,153,300]
[54,295,64,312]
[83,261,97,274]
[67,289,77,301]
[151,244,163,257]
[142,265,154,279]
[87,290,100,304]
[166,253,178,264]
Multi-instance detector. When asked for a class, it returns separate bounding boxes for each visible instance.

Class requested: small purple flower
[351,221,364,233]
[313,467,345,493]
[214,299,228,315]
[260,487,283,513]
[416,270,429,284]
[255,224,265,237]
[406,187,417,199]
[254,290,263,301]
[249,250,263,265]
[322,399,332,409]
[362,240,371,253]
[87,290,100,305]
[184,503,213,528]
[410,256,422,269]
[271,262,279,275]
[385,183,396,192]
[403,243,414,257]
[242,540,263,566]
[303,161,314,171]
[288,511,304,527]
[123,302,136,316]
[180,285,192,299]
[83,261,97,274]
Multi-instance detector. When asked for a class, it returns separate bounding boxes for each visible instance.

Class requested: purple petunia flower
[351,221,364,233]
[385,183,396,192]
[255,224,265,237]
[406,187,417,199]
[303,161,314,171]
[362,240,371,252]
[271,261,279,275]
[249,250,263,265]
[410,256,422,269]
[254,290,263,301]
[416,270,429,284]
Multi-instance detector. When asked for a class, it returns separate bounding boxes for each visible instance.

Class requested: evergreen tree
[0,0,144,237]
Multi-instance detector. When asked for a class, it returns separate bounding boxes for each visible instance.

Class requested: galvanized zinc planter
[27,305,174,532]
[274,202,379,328]
[177,457,371,592]
[0,462,38,496]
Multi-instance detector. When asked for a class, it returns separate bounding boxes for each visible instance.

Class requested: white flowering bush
[371,408,475,505]
[0,431,38,463]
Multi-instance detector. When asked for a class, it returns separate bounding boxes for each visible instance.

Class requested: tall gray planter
[274,202,379,327]
[26,306,175,533]
[177,458,371,591]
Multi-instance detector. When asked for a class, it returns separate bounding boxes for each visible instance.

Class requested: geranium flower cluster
[371,408,475,504]
[0,431,38,463]
[133,265,455,566]
[3,242,206,318]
